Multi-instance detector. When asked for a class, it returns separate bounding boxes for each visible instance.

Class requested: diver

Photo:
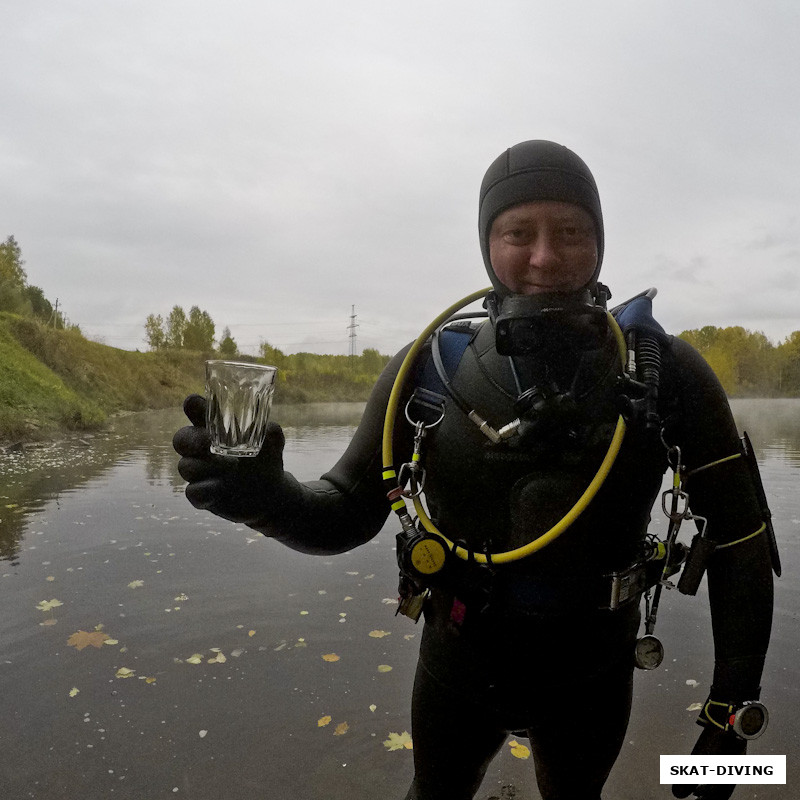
[173,140,776,800]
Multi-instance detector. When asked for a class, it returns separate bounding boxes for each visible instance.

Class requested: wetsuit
[175,139,774,800]
[236,318,773,800]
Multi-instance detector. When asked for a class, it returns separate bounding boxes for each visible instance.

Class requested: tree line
[678,325,800,397]
[0,235,72,329]
[144,305,237,354]
[143,305,392,396]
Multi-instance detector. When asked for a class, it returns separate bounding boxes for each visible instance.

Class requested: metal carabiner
[662,485,689,522]
[397,462,426,498]
[397,420,429,498]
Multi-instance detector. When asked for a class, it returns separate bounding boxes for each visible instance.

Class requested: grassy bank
[0,312,207,442]
[0,313,388,443]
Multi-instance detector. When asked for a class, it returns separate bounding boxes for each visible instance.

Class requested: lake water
[1,400,797,799]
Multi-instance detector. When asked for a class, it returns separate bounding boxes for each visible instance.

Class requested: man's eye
[560,225,592,243]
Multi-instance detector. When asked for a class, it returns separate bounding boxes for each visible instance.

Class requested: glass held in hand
[205,360,278,457]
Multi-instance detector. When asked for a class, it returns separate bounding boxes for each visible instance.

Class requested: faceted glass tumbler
[205,360,278,457]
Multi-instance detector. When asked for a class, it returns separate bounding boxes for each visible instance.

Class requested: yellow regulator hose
[382,289,628,565]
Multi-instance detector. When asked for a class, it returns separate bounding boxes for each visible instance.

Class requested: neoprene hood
[479,140,604,296]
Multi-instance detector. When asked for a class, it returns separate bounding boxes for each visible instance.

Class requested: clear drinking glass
[205,360,278,457]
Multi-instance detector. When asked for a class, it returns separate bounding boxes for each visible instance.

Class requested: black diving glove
[173,394,287,525]
[671,726,747,800]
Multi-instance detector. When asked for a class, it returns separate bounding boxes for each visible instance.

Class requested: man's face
[488,201,598,295]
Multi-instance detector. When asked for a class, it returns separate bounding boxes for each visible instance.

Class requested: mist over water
[1,401,797,799]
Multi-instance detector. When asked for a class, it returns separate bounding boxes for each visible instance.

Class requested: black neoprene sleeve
[666,338,774,700]
[247,344,411,554]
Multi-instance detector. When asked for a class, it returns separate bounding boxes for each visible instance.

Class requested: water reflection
[731,398,800,466]
[0,404,364,563]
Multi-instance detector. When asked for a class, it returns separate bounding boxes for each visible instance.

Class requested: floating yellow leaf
[144,676,157,684]
[46,576,55,582]
[207,652,227,664]
[318,715,332,727]
[185,654,204,664]
[369,704,377,713]
[508,740,531,759]
[115,667,135,679]
[333,722,349,736]
[369,630,391,638]
[36,599,63,612]
[68,630,110,651]
[383,731,413,751]
[248,630,256,637]
[69,688,79,698]
[39,618,58,627]
[687,702,703,712]
[322,653,340,662]
[127,580,144,589]
[377,665,392,673]
[104,638,119,646]
[175,594,189,601]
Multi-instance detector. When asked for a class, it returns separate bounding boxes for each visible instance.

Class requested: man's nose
[527,233,559,268]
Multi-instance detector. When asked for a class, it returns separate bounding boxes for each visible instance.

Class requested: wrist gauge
[730,701,769,740]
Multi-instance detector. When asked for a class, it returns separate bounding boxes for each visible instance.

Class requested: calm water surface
[1,400,797,799]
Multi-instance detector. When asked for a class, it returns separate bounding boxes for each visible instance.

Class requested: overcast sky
[3,1,799,356]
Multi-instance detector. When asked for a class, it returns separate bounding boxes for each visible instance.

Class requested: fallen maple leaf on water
[333,722,349,736]
[318,716,332,728]
[68,630,111,651]
[383,731,413,751]
[508,740,531,759]
[36,599,63,612]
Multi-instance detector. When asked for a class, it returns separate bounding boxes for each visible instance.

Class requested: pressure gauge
[634,634,664,670]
